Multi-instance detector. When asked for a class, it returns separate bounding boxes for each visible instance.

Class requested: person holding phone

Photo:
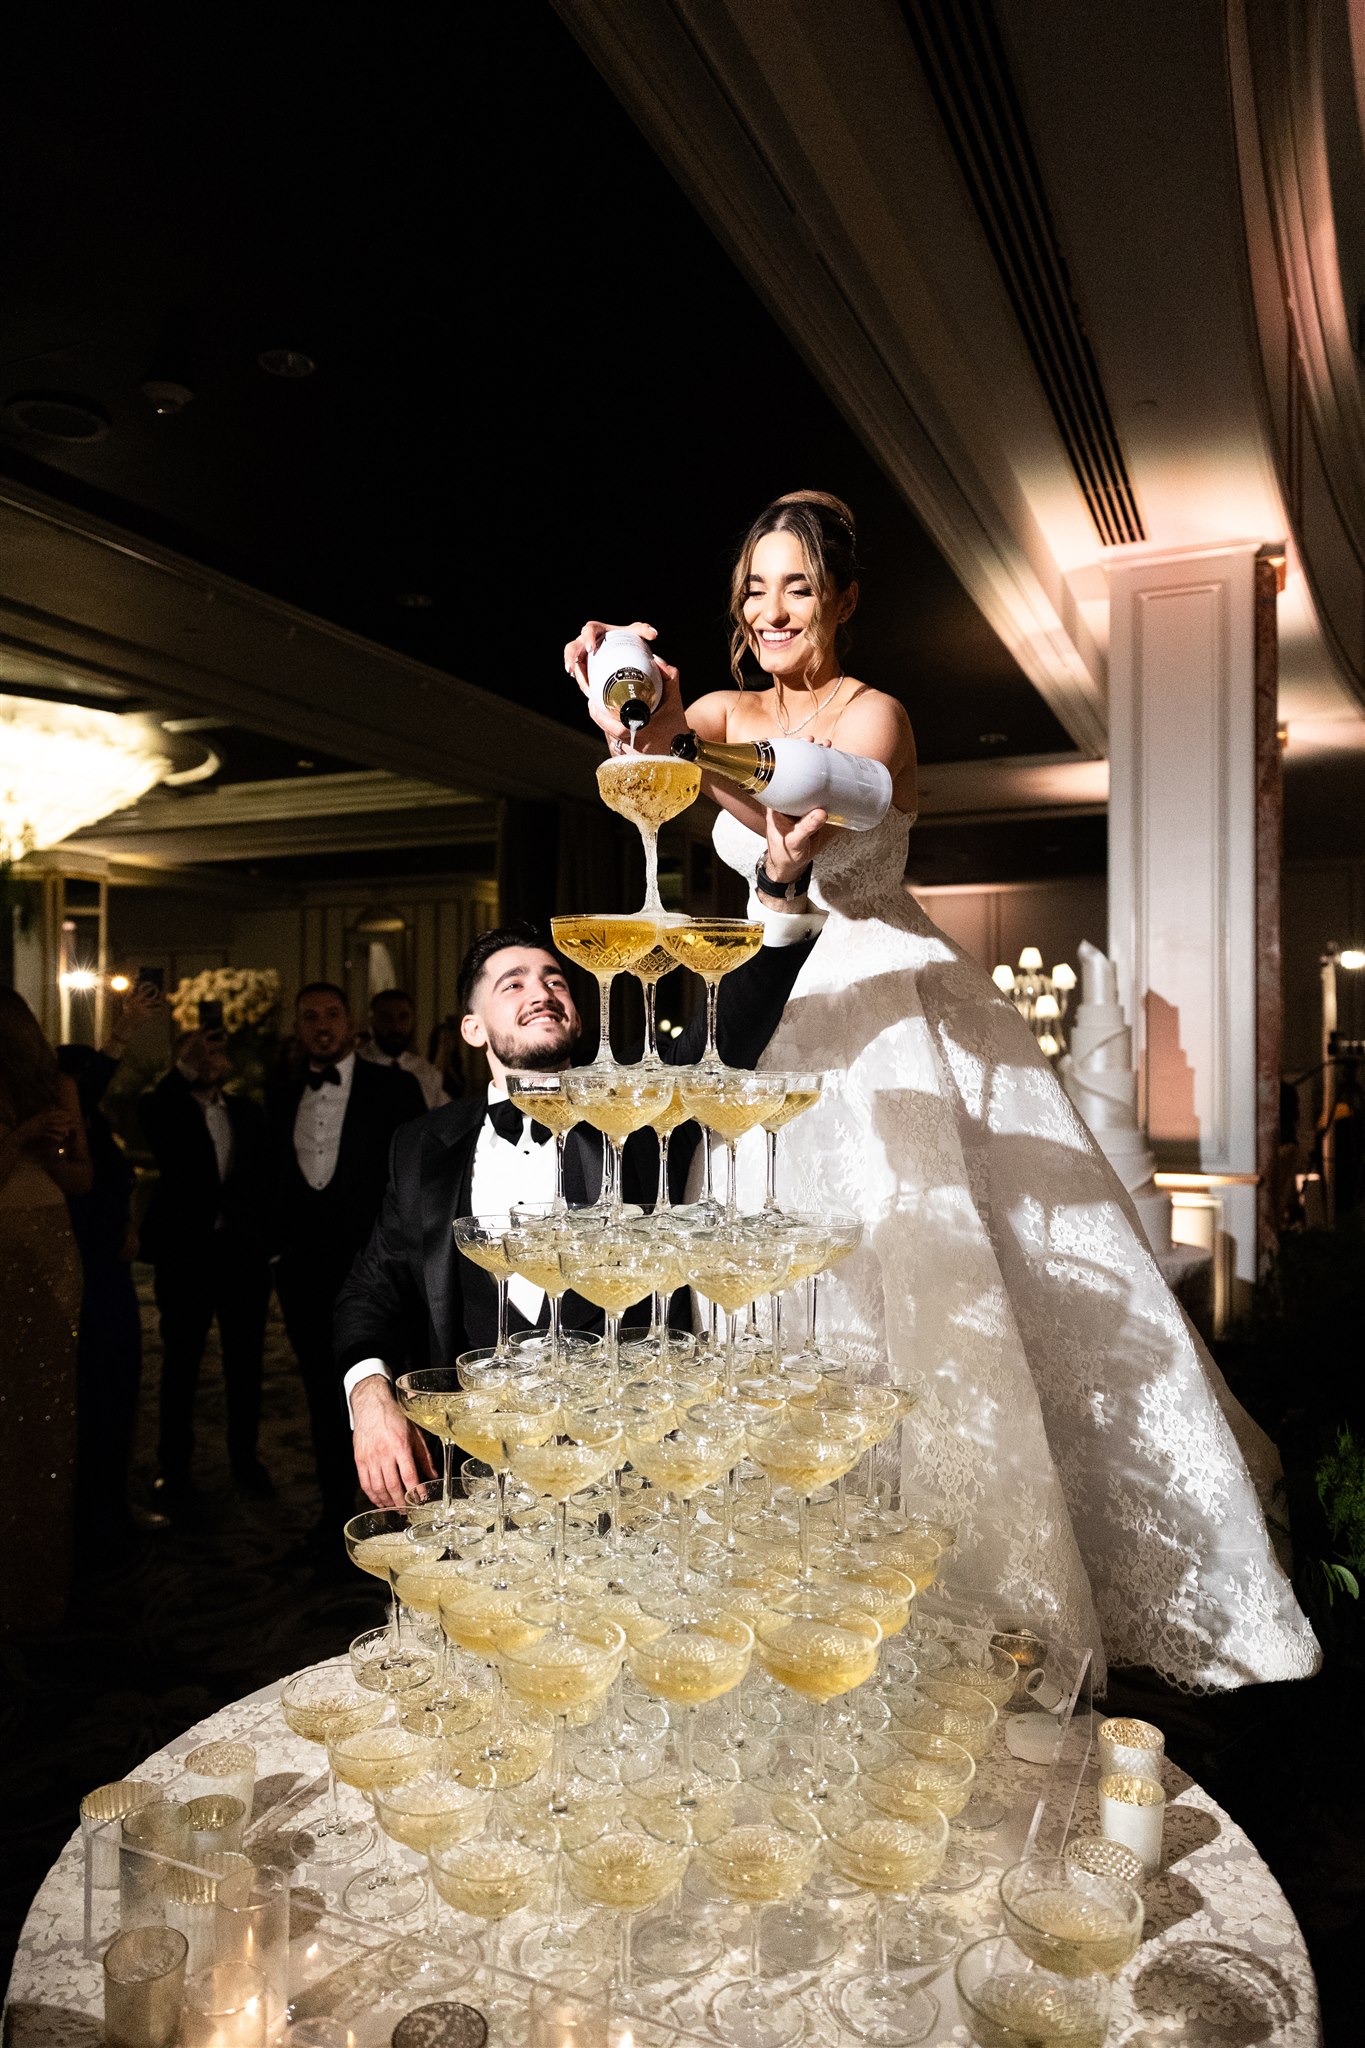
[139,1012,274,1507]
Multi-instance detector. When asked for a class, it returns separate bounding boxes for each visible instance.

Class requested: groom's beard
[486,1016,577,1072]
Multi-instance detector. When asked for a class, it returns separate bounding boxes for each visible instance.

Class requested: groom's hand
[352,1377,435,1509]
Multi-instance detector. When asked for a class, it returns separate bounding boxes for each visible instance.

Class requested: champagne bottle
[587,629,663,732]
[670,731,892,830]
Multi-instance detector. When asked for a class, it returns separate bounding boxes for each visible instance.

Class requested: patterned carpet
[1,1280,1358,2036]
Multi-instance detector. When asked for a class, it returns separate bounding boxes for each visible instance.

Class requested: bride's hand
[764,805,831,888]
[563,618,687,750]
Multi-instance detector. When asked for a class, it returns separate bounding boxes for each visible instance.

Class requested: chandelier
[0,695,172,861]
[992,946,1077,1059]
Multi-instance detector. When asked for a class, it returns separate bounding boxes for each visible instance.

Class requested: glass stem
[724,1311,741,1397]
[388,1574,403,1649]
[749,1905,765,1994]
[620,1910,635,1995]
[677,1492,693,1587]
[597,973,614,1064]
[679,1706,696,1797]
[554,1499,568,1593]
[441,1438,455,1520]
[326,1767,341,1829]
[548,1292,564,1371]
[725,1139,738,1217]
[643,826,661,916]
[605,1310,621,1396]
[874,1895,888,1976]
[553,1132,566,1211]
[768,1293,781,1370]
[424,1866,439,1938]
[813,1701,828,1796]
[703,976,720,1063]
[551,1719,568,1818]
[643,978,659,1061]
[656,1130,671,1211]
[804,1275,818,1357]
[495,1279,510,1360]
[765,1129,779,1209]
[703,1129,714,1208]
[494,1470,507,1553]
[798,1494,812,1581]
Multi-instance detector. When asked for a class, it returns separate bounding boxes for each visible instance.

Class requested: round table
[3,1667,1322,2047]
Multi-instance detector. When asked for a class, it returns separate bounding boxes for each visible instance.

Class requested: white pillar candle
[1098,1771,1166,1873]
[181,1741,256,1818]
[1098,1715,1164,1784]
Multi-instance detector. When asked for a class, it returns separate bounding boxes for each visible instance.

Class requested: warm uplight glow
[1340,950,1365,971]
[992,964,1015,993]
[1017,947,1043,972]
[0,694,170,859]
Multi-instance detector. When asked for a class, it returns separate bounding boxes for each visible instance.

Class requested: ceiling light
[0,695,171,860]
[1,392,110,442]
[109,974,131,993]
[396,591,435,609]
[59,968,99,992]
[1340,950,1365,971]
[140,378,194,415]
[257,349,316,379]
[978,731,1008,746]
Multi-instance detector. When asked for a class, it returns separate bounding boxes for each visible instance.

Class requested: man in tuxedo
[140,1027,273,1502]
[359,987,449,1110]
[338,914,818,1508]
[270,982,425,1532]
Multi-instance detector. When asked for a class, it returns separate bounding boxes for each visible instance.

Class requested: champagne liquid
[351,1532,420,1581]
[871,1754,973,1822]
[824,1568,912,1637]
[509,1437,617,1501]
[1009,1890,1139,1977]
[946,1660,1018,1709]
[394,1560,466,1615]
[575,1097,668,1141]
[328,1726,428,1791]
[597,754,701,829]
[569,1830,688,1910]
[626,1440,731,1497]
[375,1778,489,1853]
[499,1640,618,1712]
[509,1088,580,1136]
[824,1814,944,1892]
[967,1973,1109,2047]
[747,1437,864,1492]
[571,1268,669,1313]
[281,1692,387,1746]
[869,1534,940,1594]
[628,1625,751,1705]
[757,1617,879,1700]
[761,1088,821,1134]
[398,1391,459,1441]
[650,1090,690,1135]
[693,1269,777,1315]
[432,1840,546,1920]
[503,1250,564,1295]
[701,1824,817,1904]
[450,1716,554,1786]
[679,1090,774,1141]
[632,1783,733,1847]
[898,1685,993,1758]
[553,915,663,975]
[457,1238,517,1282]
[630,944,678,985]
[439,1583,540,1657]
[660,921,763,978]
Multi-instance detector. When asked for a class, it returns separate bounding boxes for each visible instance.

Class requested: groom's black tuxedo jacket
[333,935,815,1378]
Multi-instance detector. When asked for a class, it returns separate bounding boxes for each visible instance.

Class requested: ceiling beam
[0,478,605,804]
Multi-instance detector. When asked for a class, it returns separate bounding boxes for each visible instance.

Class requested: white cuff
[750,885,827,946]
[344,1357,391,1428]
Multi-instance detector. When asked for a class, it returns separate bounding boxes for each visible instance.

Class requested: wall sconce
[992,949,1077,1060]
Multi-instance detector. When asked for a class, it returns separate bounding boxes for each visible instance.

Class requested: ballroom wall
[908,875,1107,983]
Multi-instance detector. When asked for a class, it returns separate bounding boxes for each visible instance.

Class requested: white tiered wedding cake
[1059,940,1172,1256]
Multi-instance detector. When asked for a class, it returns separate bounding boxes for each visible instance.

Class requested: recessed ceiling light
[978,731,1008,746]
[257,349,316,379]
[396,591,435,609]
[1,392,110,442]
[141,378,194,415]
[296,758,316,769]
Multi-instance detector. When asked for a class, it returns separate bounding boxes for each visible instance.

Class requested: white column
[1106,542,1263,1317]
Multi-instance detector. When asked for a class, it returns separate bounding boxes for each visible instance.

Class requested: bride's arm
[831,689,919,812]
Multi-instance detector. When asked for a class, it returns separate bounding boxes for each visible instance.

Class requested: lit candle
[180,1962,266,2048]
[1098,1770,1165,1873]
[1098,1715,1164,1785]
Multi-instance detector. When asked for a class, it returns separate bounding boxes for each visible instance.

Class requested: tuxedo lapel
[563,1123,603,1208]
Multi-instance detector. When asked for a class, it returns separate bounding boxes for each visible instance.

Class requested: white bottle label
[587,629,662,724]
[764,740,891,830]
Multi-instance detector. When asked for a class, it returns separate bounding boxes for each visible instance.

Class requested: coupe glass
[823,1790,950,2041]
[698,1788,823,2048]
[629,942,682,1066]
[563,1227,682,1390]
[754,1585,881,1803]
[279,1662,387,1866]
[495,1599,626,1822]
[932,1638,1019,1828]
[564,1069,676,1215]
[998,1855,1143,1977]
[790,1213,863,1368]
[394,1369,466,1526]
[445,1383,558,1554]
[565,1807,692,2008]
[349,1623,438,1700]
[504,1071,581,1211]
[430,1808,557,1967]
[689,1226,794,1391]
[954,1934,1112,2048]
[452,1214,519,1362]
[551,912,664,1066]
[859,1728,978,1937]
[507,1416,622,1593]
[373,1757,496,1990]
[326,1723,433,1921]
[678,1072,786,1214]
[625,1402,745,1589]
[596,751,701,915]
[758,1074,822,1212]
[658,918,764,1066]
[344,1506,445,1650]
[626,1593,752,1807]
[745,1409,866,1579]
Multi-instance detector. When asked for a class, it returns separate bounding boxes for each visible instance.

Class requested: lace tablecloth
[3,1670,1321,2047]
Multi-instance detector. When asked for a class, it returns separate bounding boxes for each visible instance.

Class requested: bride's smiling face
[741,528,848,683]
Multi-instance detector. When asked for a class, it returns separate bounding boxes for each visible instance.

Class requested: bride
[565,488,1318,1694]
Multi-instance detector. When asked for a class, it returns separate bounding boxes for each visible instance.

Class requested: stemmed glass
[759,1074,822,1212]
[790,1213,863,1368]
[452,1214,518,1362]
[998,1854,1144,1977]
[745,1409,867,1580]
[625,1593,752,1809]
[494,1598,626,1822]
[629,943,681,1066]
[564,1806,692,2008]
[697,1788,823,2048]
[932,1638,1019,1829]
[551,913,664,1066]
[954,1935,1113,2046]
[625,1402,745,1589]
[658,917,764,1066]
[679,1072,786,1214]
[690,1227,793,1392]
[754,1585,881,1804]
[822,1790,950,2043]
[344,1506,446,1651]
[596,750,701,917]
[506,1415,623,1594]
[349,1623,438,1700]
[503,1213,579,1374]
[429,1808,557,1968]
[646,1074,691,1211]
[325,1723,433,1921]
[564,1069,676,1215]
[395,1368,465,1527]
[445,1382,558,1555]
[504,1072,582,1211]
[372,1756,496,1990]
[562,1227,680,1391]
[278,1662,387,1866]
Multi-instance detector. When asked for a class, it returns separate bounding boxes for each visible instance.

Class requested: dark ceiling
[0,5,1074,769]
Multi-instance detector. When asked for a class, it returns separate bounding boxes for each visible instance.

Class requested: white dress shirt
[359,1042,449,1110]
[344,1081,556,1421]
[176,1058,233,1221]
[293,1050,356,1190]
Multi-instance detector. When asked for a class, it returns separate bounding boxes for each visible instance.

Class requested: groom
[338,912,817,1507]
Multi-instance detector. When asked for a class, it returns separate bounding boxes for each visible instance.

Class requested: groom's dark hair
[457,921,563,1014]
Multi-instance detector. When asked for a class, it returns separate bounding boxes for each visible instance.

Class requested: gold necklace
[773,671,845,737]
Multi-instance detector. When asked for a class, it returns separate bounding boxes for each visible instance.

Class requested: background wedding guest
[269,982,424,1548]
[140,1022,274,1508]
[58,976,164,1546]
[359,986,449,1108]
[426,1012,465,1102]
[0,990,92,1634]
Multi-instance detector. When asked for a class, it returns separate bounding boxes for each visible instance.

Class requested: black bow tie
[487,1099,551,1146]
[305,1065,342,1090]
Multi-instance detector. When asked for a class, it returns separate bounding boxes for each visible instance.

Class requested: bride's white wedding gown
[713,807,1319,1692]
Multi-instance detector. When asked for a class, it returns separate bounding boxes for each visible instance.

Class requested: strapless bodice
[712,805,915,913]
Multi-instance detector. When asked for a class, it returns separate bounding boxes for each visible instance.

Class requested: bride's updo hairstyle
[728,489,860,687]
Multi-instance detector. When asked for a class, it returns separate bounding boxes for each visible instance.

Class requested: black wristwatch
[755,856,813,902]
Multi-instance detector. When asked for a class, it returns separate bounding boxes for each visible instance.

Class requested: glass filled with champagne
[998,1856,1143,1979]
[954,1934,1112,2048]
[823,1789,951,2041]
[597,752,701,915]
[504,1070,581,1211]
[658,917,763,1066]
[279,1661,388,1866]
[551,912,665,1066]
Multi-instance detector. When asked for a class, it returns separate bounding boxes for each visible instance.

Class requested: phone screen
[198,999,224,1032]
[137,966,165,992]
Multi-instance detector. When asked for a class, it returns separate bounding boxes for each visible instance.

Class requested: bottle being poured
[590,630,701,914]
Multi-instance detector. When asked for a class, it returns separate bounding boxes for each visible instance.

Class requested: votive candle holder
[119,1801,190,1930]
[180,1961,267,2048]
[181,1739,257,1817]
[102,1926,187,2048]
[163,1850,254,1974]
[1098,1769,1166,1873]
[215,1862,290,2027]
[81,1780,164,1890]
[185,1793,247,1860]
[1098,1714,1164,1785]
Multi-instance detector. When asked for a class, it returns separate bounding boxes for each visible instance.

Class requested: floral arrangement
[171,966,282,1035]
